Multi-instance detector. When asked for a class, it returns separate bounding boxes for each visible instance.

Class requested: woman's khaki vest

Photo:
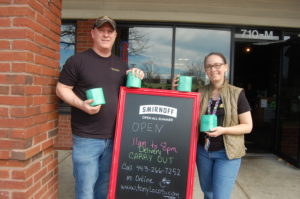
[199,81,246,159]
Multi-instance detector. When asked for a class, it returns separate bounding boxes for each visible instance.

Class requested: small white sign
[139,105,177,118]
[260,99,268,108]
[235,29,279,40]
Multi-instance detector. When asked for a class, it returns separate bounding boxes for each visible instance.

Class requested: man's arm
[56,82,101,115]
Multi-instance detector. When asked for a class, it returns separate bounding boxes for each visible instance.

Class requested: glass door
[234,42,280,153]
[277,33,300,167]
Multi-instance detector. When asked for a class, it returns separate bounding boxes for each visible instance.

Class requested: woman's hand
[205,126,225,137]
[171,75,180,90]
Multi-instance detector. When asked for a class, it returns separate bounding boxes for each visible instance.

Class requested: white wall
[62,0,300,28]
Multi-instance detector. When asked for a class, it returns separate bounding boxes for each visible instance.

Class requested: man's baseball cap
[93,16,116,30]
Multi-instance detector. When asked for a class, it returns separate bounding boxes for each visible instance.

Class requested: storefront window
[124,26,231,90]
[59,22,76,113]
[60,22,76,70]
[175,28,231,90]
[127,27,173,89]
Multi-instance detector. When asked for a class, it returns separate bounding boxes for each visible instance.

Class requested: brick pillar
[0,0,61,198]
[56,114,72,149]
[76,19,94,52]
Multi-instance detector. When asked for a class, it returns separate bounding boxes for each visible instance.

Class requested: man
[56,16,144,199]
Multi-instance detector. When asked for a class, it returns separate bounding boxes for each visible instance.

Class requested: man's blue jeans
[196,145,241,199]
[72,135,113,199]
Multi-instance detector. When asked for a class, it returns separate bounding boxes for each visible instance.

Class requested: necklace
[207,96,221,115]
[204,96,221,151]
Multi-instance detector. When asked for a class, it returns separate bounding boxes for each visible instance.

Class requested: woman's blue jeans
[72,135,113,199]
[196,145,241,199]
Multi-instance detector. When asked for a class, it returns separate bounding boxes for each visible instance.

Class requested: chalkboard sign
[108,87,200,199]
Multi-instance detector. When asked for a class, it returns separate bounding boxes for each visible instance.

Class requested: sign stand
[108,87,200,199]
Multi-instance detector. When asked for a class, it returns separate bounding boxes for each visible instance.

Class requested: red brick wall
[76,19,94,53]
[0,0,61,198]
[56,114,72,149]
[55,19,94,149]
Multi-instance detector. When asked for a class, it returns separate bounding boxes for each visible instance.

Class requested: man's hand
[81,99,102,115]
[127,68,145,79]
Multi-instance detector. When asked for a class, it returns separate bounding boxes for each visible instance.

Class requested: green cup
[200,114,217,132]
[86,88,106,106]
[177,75,192,92]
[126,71,141,88]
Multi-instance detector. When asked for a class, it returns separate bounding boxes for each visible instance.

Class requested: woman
[173,52,253,199]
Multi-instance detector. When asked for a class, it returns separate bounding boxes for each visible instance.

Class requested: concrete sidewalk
[58,150,300,199]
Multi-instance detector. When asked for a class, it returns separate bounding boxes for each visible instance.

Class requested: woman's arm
[205,111,253,137]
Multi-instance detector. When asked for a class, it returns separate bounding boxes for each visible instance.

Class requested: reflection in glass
[279,36,300,161]
[59,23,76,113]
[175,28,231,90]
[128,27,172,89]
[60,23,76,70]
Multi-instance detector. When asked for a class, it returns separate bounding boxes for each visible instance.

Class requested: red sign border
[108,87,200,199]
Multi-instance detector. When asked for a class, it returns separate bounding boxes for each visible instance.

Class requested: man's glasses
[204,63,224,71]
